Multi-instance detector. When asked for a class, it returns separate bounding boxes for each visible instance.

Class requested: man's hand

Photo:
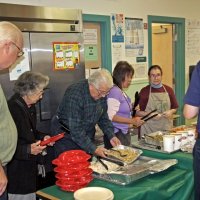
[0,165,7,196]
[94,146,108,157]
[110,136,121,147]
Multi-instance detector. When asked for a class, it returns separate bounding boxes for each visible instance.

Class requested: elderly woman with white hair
[7,71,51,200]
[51,69,121,158]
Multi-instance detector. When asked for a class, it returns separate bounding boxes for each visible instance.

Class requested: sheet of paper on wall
[112,43,123,66]
[125,18,144,57]
[83,28,98,44]
[132,63,147,79]
[111,13,124,43]
[9,48,30,81]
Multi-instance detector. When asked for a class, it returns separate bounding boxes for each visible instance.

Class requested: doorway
[152,23,174,89]
[148,16,185,125]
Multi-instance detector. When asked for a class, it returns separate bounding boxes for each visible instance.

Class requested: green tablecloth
[37,150,194,200]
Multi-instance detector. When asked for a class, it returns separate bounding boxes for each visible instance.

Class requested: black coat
[7,94,41,194]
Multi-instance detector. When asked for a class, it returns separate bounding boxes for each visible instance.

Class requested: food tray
[92,156,177,185]
[132,139,180,154]
[144,131,164,147]
[105,145,143,165]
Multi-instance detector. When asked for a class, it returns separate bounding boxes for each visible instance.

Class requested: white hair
[88,69,113,89]
[0,21,22,43]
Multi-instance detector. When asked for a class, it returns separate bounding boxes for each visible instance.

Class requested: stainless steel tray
[132,139,180,154]
[93,156,177,185]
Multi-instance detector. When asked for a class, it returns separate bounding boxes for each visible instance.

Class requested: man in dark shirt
[183,61,200,200]
[51,69,121,157]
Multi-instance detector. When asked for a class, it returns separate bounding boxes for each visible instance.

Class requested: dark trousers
[0,166,7,200]
[104,130,131,149]
[193,139,200,200]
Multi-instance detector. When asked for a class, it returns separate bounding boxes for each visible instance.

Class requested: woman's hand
[43,135,55,146]
[131,117,144,128]
[162,110,174,119]
[31,141,46,155]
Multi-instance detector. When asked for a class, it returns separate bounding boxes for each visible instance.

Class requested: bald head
[0,21,23,70]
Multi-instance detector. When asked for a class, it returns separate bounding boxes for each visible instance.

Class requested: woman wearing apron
[137,65,178,137]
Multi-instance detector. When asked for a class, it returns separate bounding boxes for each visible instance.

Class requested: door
[152,23,174,88]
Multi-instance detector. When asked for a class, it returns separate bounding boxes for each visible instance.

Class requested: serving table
[36,150,194,200]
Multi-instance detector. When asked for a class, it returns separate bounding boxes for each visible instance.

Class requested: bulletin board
[186,19,200,68]
[53,42,80,70]
[83,22,102,69]
[186,19,200,81]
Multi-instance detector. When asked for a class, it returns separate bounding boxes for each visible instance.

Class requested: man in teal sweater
[0,21,24,200]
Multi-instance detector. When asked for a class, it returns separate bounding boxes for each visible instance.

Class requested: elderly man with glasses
[0,21,24,200]
[51,69,121,158]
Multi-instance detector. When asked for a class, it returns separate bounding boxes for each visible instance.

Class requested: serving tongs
[100,156,125,166]
[96,156,108,170]
[141,109,158,122]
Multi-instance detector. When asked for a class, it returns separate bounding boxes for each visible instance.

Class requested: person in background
[7,71,51,200]
[137,65,178,137]
[51,69,121,158]
[104,61,144,148]
[0,21,23,200]
[183,61,200,200]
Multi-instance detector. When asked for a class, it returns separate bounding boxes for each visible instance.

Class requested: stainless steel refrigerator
[0,3,85,133]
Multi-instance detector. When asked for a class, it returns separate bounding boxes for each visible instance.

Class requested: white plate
[74,187,114,200]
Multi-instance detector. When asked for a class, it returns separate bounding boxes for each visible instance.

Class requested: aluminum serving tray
[132,139,180,154]
[105,145,143,165]
[93,156,177,185]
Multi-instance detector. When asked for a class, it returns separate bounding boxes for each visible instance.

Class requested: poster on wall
[132,63,147,79]
[125,18,144,57]
[9,48,30,80]
[111,13,124,43]
[112,44,123,66]
[53,42,80,70]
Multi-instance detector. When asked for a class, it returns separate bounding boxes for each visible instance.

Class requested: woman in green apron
[137,65,178,137]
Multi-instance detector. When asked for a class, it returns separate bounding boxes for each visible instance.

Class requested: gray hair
[14,71,49,96]
[0,21,23,44]
[88,69,113,89]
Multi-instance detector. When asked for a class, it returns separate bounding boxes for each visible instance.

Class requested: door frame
[148,15,185,125]
[83,14,112,73]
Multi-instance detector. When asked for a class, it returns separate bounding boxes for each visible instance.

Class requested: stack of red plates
[52,150,93,192]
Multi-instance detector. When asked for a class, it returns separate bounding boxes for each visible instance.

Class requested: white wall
[1,0,200,19]
[0,0,199,98]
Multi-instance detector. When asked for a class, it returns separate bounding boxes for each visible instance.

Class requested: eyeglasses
[11,41,24,57]
[93,84,110,97]
[150,74,161,78]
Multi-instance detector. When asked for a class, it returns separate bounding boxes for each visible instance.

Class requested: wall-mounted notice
[132,63,147,79]
[125,18,144,57]
[111,13,124,43]
[53,42,80,70]
[85,45,98,61]
[9,48,30,81]
[186,19,200,57]
[112,44,123,66]
[83,29,97,44]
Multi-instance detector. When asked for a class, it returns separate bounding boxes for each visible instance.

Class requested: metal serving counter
[36,150,194,200]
